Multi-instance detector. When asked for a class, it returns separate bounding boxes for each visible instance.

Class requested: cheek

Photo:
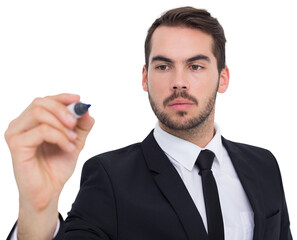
[148,84,167,101]
[147,74,170,94]
[192,71,219,89]
[148,81,171,107]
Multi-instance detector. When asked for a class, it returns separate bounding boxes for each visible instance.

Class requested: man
[6,6,292,240]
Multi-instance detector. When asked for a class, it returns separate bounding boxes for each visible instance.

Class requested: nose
[170,69,189,91]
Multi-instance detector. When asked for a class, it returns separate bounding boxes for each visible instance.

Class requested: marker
[67,102,91,118]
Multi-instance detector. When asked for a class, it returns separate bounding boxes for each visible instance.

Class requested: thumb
[74,112,95,151]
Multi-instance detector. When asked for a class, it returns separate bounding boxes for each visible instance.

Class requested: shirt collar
[153,122,225,171]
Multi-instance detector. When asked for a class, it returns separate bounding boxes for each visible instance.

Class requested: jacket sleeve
[269,151,293,240]
[279,191,293,240]
[54,157,117,240]
[278,168,293,240]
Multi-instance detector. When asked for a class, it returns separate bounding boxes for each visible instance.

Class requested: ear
[217,66,230,94]
[142,65,148,92]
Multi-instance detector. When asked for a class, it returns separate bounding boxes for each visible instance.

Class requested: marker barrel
[67,102,91,118]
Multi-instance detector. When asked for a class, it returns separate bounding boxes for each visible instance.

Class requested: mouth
[167,99,194,111]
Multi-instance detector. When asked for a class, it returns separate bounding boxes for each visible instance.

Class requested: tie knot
[195,149,215,173]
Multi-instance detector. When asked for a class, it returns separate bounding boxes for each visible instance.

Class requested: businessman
[6,6,292,240]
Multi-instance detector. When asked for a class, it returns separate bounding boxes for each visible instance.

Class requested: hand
[5,93,95,238]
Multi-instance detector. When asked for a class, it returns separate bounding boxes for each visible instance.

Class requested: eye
[156,65,170,71]
[190,65,203,71]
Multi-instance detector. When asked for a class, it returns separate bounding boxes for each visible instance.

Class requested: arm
[7,216,61,240]
[279,193,293,240]
[270,151,293,240]
[278,169,293,240]
[5,94,94,239]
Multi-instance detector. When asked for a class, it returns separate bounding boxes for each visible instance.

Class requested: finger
[10,124,76,159]
[73,112,95,151]
[77,111,95,132]
[30,107,78,141]
[31,96,80,128]
[49,93,80,105]
[8,95,80,136]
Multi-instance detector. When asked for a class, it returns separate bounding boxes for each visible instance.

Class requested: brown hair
[144,7,226,73]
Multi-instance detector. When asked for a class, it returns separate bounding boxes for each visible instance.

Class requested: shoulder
[222,137,283,179]
[223,137,277,161]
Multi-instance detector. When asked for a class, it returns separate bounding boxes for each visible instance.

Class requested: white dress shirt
[153,122,254,240]
[11,123,254,240]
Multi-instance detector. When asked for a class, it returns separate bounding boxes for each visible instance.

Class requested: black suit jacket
[8,131,292,240]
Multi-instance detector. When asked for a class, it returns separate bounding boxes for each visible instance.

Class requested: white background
[0,0,296,238]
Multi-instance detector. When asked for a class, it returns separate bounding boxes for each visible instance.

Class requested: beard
[148,89,217,131]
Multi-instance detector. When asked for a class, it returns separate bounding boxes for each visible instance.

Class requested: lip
[167,99,194,110]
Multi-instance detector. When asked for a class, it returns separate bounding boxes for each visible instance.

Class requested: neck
[158,116,215,148]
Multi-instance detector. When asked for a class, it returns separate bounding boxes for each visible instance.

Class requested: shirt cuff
[9,218,60,240]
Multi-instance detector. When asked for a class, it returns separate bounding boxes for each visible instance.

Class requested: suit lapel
[222,137,266,240]
[142,131,208,240]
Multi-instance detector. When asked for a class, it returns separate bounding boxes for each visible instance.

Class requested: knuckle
[8,118,16,128]
[4,120,16,141]
[44,95,52,100]
[32,97,43,106]
[39,124,49,134]
[4,128,10,142]
[6,135,18,150]
[31,107,43,120]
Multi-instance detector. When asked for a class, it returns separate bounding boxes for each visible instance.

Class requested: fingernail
[69,130,77,140]
[67,113,77,123]
[68,143,76,151]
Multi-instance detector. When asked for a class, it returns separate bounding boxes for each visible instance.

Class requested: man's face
[142,26,229,131]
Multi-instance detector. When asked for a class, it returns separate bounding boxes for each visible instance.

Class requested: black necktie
[195,150,224,240]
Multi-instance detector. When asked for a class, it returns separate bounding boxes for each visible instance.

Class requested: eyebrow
[150,54,211,65]
[186,54,211,63]
[151,56,173,64]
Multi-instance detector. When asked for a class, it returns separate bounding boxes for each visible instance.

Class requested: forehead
[150,26,215,62]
